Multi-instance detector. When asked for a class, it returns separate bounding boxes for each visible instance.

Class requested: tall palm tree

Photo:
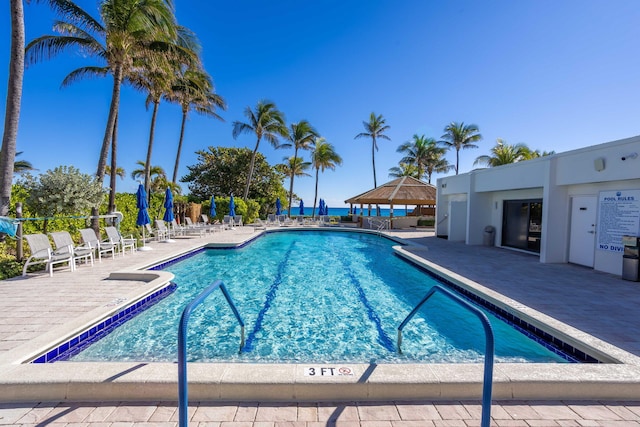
[284,120,318,217]
[0,0,25,217]
[166,66,226,184]
[232,100,289,200]
[279,156,311,211]
[354,112,390,188]
[26,0,181,221]
[440,122,482,175]
[425,157,455,184]
[311,138,342,218]
[131,26,201,197]
[474,139,537,167]
[396,135,438,180]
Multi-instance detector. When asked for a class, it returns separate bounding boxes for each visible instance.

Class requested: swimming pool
[65,231,569,364]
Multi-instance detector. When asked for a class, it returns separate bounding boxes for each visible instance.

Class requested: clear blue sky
[2,1,640,209]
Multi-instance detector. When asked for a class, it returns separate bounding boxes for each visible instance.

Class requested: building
[436,135,640,275]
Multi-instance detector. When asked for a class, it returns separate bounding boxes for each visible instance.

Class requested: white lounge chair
[105,226,137,255]
[234,215,243,227]
[252,218,268,230]
[169,219,187,237]
[222,215,233,230]
[80,228,117,261]
[50,231,94,269]
[22,233,74,277]
[267,214,278,226]
[185,217,219,233]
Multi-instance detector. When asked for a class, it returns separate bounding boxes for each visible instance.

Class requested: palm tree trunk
[172,110,187,184]
[92,66,123,231]
[372,137,377,188]
[312,167,319,219]
[243,138,260,200]
[455,148,460,175]
[287,148,298,218]
[108,113,118,213]
[0,0,24,217]
[144,100,160,201]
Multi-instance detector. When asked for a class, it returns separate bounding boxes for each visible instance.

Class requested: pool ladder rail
[178,280,245,427]
[398,285,495,427]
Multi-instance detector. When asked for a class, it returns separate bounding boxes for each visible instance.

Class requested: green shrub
[417,219,435,227]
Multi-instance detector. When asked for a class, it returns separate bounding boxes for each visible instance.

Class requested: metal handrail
[397,285,495,427]
[178,280,245,427]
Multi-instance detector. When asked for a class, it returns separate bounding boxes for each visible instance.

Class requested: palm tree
[105,165,125,180]
[425,157,455,184]
[474,139,534,167]
[10,151,35,176]
[388,163,418,178]
[354,112,391,188]
[232,100,289,200]
[311,138,342,218]
[131,160,168,193]
[284,120,318,217]
[26,0,182,221]
[279,156,311,212]
[0,0,25,216]
[440,122,482,175]
[166,66,226,184]
[131,26,201,197]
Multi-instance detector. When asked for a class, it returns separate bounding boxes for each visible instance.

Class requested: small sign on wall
[597,189,640,252]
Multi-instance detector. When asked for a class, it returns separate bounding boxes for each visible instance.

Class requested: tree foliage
[182,146,286,217]
[19,166,106,218]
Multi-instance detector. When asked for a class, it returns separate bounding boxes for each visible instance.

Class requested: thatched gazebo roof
[344,176,437,206]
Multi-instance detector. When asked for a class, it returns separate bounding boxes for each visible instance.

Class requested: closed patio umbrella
[299,200,305,216]
[275,197,281,215]
[229,194,236,217]
[210,195,216,218]
[163,188,175,242]
[136,184,151,251]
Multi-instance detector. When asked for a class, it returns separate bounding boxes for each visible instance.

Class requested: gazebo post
[390,203,394,229]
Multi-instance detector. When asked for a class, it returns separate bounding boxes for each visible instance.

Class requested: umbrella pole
[139,225,152,251]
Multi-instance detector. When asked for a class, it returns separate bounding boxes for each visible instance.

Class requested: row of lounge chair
[22,215,247,277]
[22,226,136,277]
[262,214,337,227]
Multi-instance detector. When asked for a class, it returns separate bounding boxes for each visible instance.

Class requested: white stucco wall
[435,135,640,276]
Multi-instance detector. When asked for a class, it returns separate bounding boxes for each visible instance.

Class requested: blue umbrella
[299,200,305,216]
[210,195,216,218]
[136,184,150,226]
[163,188,174,223]
[275,197,282,215]
[136,184,151,250]
[323,202,329,216]
[318,199,324,216]
[229,194,236,217]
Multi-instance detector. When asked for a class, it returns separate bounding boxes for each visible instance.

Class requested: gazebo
[344,176,437,225]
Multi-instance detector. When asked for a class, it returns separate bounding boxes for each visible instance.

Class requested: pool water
[71,231,567,363]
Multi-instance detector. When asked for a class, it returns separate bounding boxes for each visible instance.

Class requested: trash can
[483,226,495,246]
[622,235,640,281]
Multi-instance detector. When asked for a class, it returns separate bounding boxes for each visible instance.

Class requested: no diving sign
[304,366,354,376]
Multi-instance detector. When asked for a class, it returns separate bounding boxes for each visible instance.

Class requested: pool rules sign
[597,190,640,252]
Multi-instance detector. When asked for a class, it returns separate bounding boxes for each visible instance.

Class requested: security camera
[622,152,638,161]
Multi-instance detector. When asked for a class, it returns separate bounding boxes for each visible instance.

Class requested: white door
[569,196,597,267]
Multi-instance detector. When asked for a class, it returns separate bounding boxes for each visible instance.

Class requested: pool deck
[0,225,639,425]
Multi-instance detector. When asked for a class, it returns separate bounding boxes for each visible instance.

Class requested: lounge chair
[49,231,94,269]
[185,217,219,233]
[267,214,278,226]
[278,215,292,226]
[22,233,74,277]
[154,220,171,241]
[234,215,243,227]
[169,219,187,237]
[222,215,233,229]
[80,228,117,261]
[252,218,268,230]
[105,226,137,255]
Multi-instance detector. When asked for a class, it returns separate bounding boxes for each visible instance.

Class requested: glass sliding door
[502,199,543,253]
